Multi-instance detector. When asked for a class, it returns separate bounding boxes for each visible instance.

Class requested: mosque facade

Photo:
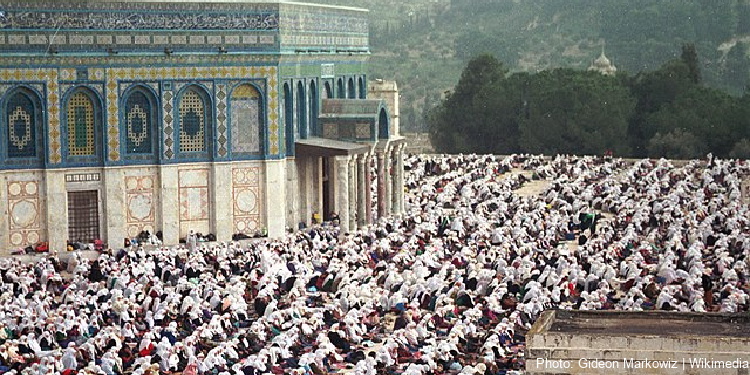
[0,0,406,253]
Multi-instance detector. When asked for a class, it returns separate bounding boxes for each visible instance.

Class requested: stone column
[265,159,287,238]
[356,155,367,228]
[348,157,357,230]
[376,152,386,219]
[298,157,310,228]
[285,158,298,231]
[394,145,405,217]
[158,165,180,246]
[312,156,322,222]
[0,175,7,254]
[103,168,126,249]
[384,148,392,217]
[365,155,374,224]
[210,163,233,242]
[335,155,350,233]
[45,170,68,253]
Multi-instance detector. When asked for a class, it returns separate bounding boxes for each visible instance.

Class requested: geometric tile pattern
[162,89,174,160]
[216,84,228,157]
[231,84,262,154]
[124,90,153,155]
[355,123,371,139]
[45,71,62,163]
[0,65,280,164]
[232,167,262,234]
[7,91,38,158]
[66,91,96,156]
[106,72,120,161]
[0,70,65,163]
[7,178,44,248]
[101,66,279,157]
[125,174,156,238]
[178,168,210,237]
[178,90,206,153]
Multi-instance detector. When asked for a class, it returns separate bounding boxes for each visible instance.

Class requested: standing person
[187,230,198,253]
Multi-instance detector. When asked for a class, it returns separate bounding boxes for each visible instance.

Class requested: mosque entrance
[67,190,101,243]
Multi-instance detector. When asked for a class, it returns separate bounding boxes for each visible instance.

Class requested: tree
[646,86,736,157]
[729,139,750,159]
[627,58,696,156]
[430,45,747,158]
[518,69,634,155]
[721,42,749,94]
[647,129,707,159]
[681,44,701,84]
[428,54,512,153]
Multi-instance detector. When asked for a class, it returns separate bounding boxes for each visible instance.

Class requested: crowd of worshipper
[1,153,750,375]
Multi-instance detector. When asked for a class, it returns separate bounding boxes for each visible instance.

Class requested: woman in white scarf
[24,333,41,357]
[60,343,77,371]
[121,323,135,343]
[100,351,116,375]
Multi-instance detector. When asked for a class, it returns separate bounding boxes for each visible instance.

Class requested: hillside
[314,0,750,133]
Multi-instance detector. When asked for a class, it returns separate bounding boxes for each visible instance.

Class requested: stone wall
[0,163,270,254]
[404,133,434,154]
[526,310,750,375]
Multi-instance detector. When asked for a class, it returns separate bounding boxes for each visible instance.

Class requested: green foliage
[518,69,634,155]
[647,129,708,159]
[729,139,750,160]
[428,54,518,154]
[429,49,750,159]
[314,0,750,133]
[681,44,701,84]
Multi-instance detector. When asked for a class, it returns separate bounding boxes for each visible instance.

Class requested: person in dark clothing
[393,314,408,331]
[327,330,350,353]
[88,261,104,283]
[253,296,268,317]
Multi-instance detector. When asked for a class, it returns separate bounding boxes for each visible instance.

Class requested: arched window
[231,83,264,155]
[297,81,307,139]
[379,107,389,139]
[65,88,101,159]
[284,83,294,156]
[309,80,318,137]
[348,77,355,99]
[6,88,42,162]
[337,78,345,99]
[358,77,366,99]
[324,81,333,99]
[178,86,211,155]
[122,86,158,158]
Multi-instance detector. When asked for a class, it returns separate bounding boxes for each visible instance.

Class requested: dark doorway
[337,78,344,99]
[68,190,100,243]
[284,83,294,156]
[358,77,366,99]
[324,81,333,99]
[379,107,389,139]
[309,81,318,136]
[322,157,331,220]
[297,81,307,139]
[348,78,356,99]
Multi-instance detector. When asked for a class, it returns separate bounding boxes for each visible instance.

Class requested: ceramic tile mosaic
[232,167,262,234]
[7,177,44,248]
[125,174,156,238]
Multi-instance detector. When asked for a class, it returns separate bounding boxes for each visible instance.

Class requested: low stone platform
[527,310,750,375]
